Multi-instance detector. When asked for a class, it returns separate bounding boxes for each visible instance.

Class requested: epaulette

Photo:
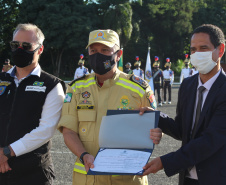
[68,75,87,86]
[130,74,149,90]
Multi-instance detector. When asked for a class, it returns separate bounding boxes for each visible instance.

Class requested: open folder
[87,110,160,175]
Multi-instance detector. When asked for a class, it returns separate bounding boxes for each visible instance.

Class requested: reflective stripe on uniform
[116,77,145,98]
[71,77,96,92]
[74,162,87,174]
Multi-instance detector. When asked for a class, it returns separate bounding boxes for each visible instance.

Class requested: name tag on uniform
[77,105,94,110]
[25,86,46,92]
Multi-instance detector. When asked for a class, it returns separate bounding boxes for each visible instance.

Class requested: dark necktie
[188,86,206,172]
[191,86,206,139]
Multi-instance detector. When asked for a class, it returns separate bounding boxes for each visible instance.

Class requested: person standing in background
[124,62,133,74]
[162,58,174,104]
[133,56,144,79]
[74,54,89,80]
[152,57,163,106]
[2,59,13,72]
[180,54,192,84]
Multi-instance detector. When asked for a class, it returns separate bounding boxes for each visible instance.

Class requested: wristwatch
[3,146,12,159]
[79,152,89,165]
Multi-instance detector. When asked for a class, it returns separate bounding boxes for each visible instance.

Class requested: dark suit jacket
[159,69,226,185]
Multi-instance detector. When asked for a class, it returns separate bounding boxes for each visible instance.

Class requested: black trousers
[0,168,53,185]
[163,81,171,102]
[0,152,54,185]
[184,178,199,185]
[154,83,162,103]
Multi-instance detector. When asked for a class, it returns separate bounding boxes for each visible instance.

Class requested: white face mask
[190,50,217,74]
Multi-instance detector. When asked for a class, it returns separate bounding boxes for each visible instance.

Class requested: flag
[118,48,123,71]
[145,47,154,92]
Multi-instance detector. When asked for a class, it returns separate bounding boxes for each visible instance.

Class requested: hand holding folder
[87,110,160,175]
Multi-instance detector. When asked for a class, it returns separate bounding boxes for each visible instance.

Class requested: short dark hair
[192,24,225,48]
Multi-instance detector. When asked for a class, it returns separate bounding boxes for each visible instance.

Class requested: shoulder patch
[130,75,149,89]
[68,75,87,86]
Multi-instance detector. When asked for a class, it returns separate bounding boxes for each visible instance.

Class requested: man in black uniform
[0,23,65,185]
[152,57,163,106]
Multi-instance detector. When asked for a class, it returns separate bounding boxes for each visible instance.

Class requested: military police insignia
[64,93,72,103]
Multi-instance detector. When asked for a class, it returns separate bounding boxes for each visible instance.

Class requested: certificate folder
[87,110,160,175]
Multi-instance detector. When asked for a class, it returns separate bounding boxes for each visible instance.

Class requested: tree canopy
[1,0,225,77]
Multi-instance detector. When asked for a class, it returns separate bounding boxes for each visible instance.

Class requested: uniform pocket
[78,110,96,141]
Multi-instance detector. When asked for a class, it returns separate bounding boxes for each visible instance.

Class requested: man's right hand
[83,154,95,172]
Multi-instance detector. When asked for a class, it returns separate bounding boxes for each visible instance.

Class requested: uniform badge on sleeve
[0,86,6,95]
[64,93,72,103]
[147,91,157,109]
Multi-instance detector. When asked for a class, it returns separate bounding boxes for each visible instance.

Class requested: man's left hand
[142,157,163,175]
[150,128,162,144]
[0,148,8,165]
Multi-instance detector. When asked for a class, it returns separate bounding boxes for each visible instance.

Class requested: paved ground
[51,84,181,185]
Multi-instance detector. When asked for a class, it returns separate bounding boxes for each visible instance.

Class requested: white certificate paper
[90,148,151,174]
[87,110,160,175]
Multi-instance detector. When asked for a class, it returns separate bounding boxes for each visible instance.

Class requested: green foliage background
[0,0,226,79]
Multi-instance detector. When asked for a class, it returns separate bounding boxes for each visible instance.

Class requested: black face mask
[89,52,118,75]
[185,64,188,67]
[166,66,170,70]
[12,46,40,68]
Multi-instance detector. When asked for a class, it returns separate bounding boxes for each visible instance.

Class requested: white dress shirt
[187,69,221,179]
[74,66,89,80]
[180,68,191,83]
[133,68,144,79]
[7,65,65,156]
[163,69,174,84]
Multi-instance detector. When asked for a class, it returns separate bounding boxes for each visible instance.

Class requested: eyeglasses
[10,41,38,51]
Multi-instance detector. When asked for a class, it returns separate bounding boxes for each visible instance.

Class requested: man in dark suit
[140,24,226,185]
